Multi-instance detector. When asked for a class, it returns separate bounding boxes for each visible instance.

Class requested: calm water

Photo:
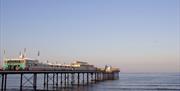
[1,73,180,91]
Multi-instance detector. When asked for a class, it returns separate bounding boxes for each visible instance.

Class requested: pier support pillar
[71,73,74,85]
[47,73,49,90]
[20,73,23,91]
[86,73,89,85]
[103,73,105,81]
[4,74,7,91]
[53,73,55,87]
[43,73,46,89]
[67,73,69,86]
[82,73,84,85]
[1,74,4,91]
[60,73,62,86]
[56,73,58,87]
[95,72,97,83]
[77,73,80,86]
[33,73,37,91]
[91,73,93,84]
[64,73,66,86]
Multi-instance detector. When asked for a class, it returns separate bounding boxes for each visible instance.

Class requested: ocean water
[0,73,180,91]
[91,73,180,91]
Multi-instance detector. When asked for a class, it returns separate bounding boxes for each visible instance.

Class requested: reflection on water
[1,73,180,91]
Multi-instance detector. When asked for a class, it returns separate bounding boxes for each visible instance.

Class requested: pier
[0,70,119,91]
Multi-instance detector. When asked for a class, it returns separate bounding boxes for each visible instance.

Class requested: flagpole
[24,48,26,58]
[37,50,40,62]
[2,49,5,69]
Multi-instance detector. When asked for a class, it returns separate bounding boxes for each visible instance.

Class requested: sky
[0,0,180,73]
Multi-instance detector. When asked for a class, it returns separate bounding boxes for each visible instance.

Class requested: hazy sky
[0,0,180,72]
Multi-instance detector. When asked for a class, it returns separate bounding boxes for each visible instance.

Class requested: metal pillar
[71,73,74,85]
[82,73,84,85]
[67,73,69,85]
[60,73,62,86]
[43,73,46,89]
[95,72,97,83]
[91,73,93,84]
[56,73,58,87]
[64,73,66,86]
[77,73,80,86]
[102,73,103,80]
[4,74,7,91]
[47,73,49,90]
[96,73,98,82]
[112,72,115,80]
[103,73,104,80]
[100,73,102,81]
[33,73,37,91]
[1,74,4,91]
[53,73,55,86]
[86,73,89,85]
[98,73,100,81]
[20,74,23,91]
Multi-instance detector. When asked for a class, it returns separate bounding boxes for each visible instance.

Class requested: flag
[19,51,21,56]
[38,51,40,56]
[3,50,5,55]
[24,48,26,53]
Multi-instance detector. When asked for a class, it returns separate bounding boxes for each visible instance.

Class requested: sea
[0,73,180,91]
